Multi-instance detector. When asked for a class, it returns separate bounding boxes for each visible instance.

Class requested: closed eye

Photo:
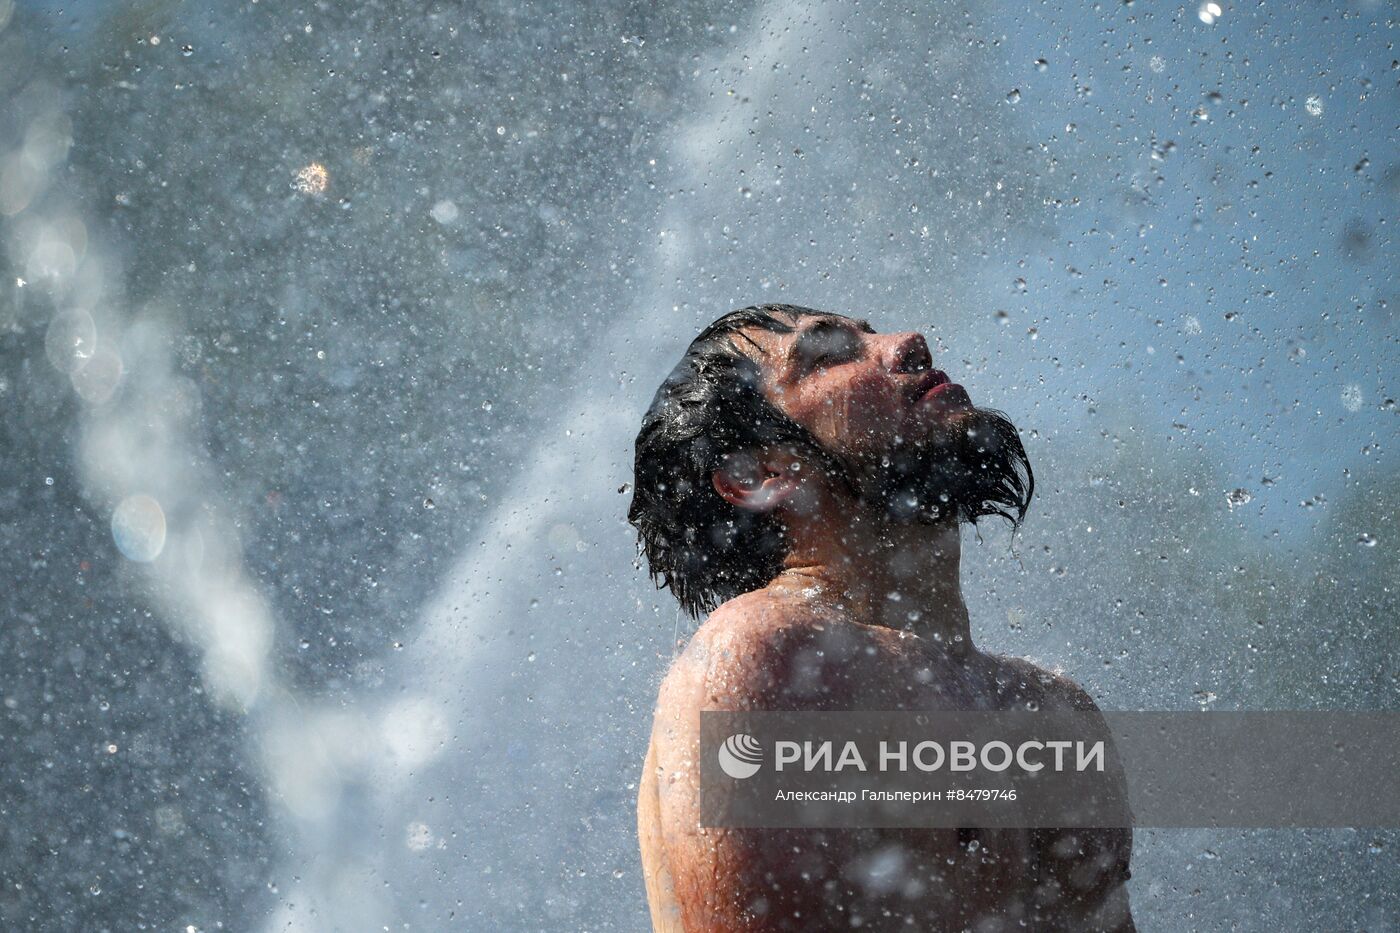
[793,320,863,372]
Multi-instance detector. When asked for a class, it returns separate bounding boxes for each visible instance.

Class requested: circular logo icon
[718,733,763,779]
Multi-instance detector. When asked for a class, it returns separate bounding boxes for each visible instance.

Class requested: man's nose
[885,332,933,374]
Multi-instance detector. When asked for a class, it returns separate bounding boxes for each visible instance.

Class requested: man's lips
[911,370,972,410]
[921,382,972,407]
[910,369,950,399]
[901,367,968,403]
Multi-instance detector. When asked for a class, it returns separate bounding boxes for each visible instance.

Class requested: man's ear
[712,452,799,513]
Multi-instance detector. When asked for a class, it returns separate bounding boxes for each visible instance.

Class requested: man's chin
[903,403,979,444]
[870,404,1032,526]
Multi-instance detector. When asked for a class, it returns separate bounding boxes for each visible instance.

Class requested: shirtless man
[628,304,1134,932]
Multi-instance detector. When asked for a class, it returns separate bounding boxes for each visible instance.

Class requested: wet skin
[638,312,1134,931]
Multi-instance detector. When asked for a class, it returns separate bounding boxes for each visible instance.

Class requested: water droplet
[1198,2,1222,24]
[181,44,194,56]
[431,199,459,224]
[1356,533,1377,548]
[45,308,97,374]
[293,162,329,195]
[71,346,124,404]
[1304,95,1324,117]
[1225,488,1253,510]
[406,821,434,851]
[1005,88,1021,104]
[1341,384,1363,412]
[111,494,167,562]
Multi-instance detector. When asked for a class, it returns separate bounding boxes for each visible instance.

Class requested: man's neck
[776,507,973,654]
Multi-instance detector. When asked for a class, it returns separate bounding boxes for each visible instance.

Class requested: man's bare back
[639,584,1133,932]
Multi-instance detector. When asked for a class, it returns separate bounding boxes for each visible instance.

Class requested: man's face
[738,311,974,460]
[732,310,1028,525]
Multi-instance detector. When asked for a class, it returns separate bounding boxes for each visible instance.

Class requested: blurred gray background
[1,0,1396,929]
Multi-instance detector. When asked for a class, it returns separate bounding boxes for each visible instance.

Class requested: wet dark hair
[628,303,1034,618]
[627,304,826,618]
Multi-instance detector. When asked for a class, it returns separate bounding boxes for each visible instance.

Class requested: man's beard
[842,407,1034,527]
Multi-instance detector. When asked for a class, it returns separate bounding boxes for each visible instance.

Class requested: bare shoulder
[991,653,1107,713]
[994,655,1135,902]
[657,588,865,713]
